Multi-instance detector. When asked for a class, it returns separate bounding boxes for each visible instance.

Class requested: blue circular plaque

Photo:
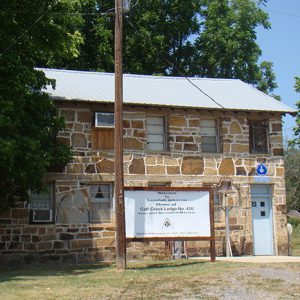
[256,164,268,176]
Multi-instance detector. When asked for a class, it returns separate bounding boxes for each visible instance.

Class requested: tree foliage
[57,0,277,93]
[290,76,300,146]
[285,147,300,212]
[0,0,83,208]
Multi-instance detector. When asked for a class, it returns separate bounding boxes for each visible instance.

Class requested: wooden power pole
[114,0,126,270]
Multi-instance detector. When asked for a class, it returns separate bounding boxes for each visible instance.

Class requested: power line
[0,8,115,56]
[0,13,46,56]
[125,18,225,110]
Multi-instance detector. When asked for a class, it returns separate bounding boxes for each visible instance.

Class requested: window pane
[147,124,165,134]
[90,184,111,202]
[147,142,165,151]
[89,184,113,223]
[249,120,268,153]
[96,113,114,127]
[200,127,216,136]
[147,134,165,143]
[146,116,165,151]
[202,136,217,153]
[200,120,215,127]
[30,184,53,210]
[147,117,164,125]
[91,202,111,222]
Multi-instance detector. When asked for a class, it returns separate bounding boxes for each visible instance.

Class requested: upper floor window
[89,183,113,223]
[92,112,114,150]
[29,183,54,223]
[200,120,218,153]
[249,120,269,154]
[146,116,166,151]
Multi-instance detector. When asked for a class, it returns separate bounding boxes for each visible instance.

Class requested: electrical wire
[125,18,225,110]
[0,13,46,56]
[0,7,115,56]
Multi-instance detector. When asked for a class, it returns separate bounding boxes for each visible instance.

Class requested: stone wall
[0,104,289,263]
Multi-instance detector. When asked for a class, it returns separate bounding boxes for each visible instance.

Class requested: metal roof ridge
[37,68,241,82]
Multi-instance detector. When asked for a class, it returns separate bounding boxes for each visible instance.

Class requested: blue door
[251,185,274,255]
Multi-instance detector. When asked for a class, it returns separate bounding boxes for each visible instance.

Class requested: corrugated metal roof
[39,68,296,114]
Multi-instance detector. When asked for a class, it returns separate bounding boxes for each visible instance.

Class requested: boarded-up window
[92,113,114,150]
[146,116,166,151]
[89,184,113,223]
[249,120,268,154]
[200,120,218,153]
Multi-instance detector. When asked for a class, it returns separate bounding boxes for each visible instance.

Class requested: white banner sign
[125,190,211,238]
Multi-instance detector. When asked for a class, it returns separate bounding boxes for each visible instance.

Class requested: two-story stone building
[0,68,296,264]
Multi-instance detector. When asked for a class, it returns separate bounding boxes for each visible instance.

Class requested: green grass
[0,260,300,300]
[292,226,300,256]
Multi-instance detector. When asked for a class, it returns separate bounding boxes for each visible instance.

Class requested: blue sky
[256,0,300,143]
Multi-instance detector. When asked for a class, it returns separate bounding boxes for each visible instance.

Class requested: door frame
[251,185,274,255]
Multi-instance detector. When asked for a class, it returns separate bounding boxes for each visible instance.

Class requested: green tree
[193,0,276,93]
[290,76,300,146]
[58,0,277,93]
[0,0,83,208]
[285,147,300,212]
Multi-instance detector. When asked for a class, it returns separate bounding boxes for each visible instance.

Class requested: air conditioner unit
[95,112,114,128]
[32,209,52,222]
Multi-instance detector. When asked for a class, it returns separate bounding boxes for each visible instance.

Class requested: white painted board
[125,190,211,238]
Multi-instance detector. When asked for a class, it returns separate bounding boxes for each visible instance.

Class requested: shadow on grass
[0,262,112,283]
[128,260,208,271]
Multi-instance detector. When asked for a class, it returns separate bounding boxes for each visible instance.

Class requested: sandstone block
[60,109,75,122]
[181,157,204,175]
[273,148,284,156]
[236,167,247,176]
[167,166,180,175]
[131,120,144,129]
[231,144,249,153]
[204,168,217,175]
[123,120,130,128]
[223,143,230,152]
[11,208,28,219]
[164,157,178,165]
[133,130,146,138]
[184,144,198,151]
[96,159,114,173]
[145,156,156,165]
[77,111,92,123]
[272,123,282,132]
[147,165,166,175]
[124,137,144,150]
[219,158,234,175]
[169,116,186,127]
[67,163,84,174]
[276,167,285,176]
[176,136,194,143]
[129,158,145,174]
[37,242,52,251]
[85,164,96,173]
[229,121,242,134]
[72,133,87,148]
[188,119,200,127]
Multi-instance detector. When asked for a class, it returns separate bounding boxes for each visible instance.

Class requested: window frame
[146,115,168,152]
[200,119,219,153]
[249,119,269,154]
[29,182,55,224]
[95,112,115,128]
[86,183,114,224]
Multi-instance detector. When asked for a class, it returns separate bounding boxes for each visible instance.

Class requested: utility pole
[114,0,126,270]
